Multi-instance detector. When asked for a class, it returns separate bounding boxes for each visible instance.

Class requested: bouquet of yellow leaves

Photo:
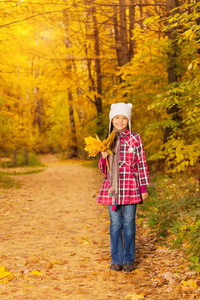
[84,130,115,157]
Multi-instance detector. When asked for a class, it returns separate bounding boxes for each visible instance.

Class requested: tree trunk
[39,96,43,135]
[129,0,135,60]
[164,0,182,143]
[166,0,179,83]
[92,5,103,118]
[68,89,78,155]
[195,0,200,55]
[139,0,144,29]
[119,0,129,66]
[84,2,103,135]
[24,148,28,165]
[113,5,121,66]
[33,86,38,127]
[63,10,78,155]
[13,150,17,167]
[26,88,30,121]
[113,0,130,83]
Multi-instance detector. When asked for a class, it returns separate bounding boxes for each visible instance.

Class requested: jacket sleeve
[98,156,107,175]
[136,135,150,187]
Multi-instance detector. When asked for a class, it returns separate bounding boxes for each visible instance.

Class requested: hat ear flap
[127,103,132,109]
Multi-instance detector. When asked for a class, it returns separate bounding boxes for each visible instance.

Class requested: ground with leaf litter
[0,155,199,300]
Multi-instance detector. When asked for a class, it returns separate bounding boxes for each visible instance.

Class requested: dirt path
[0,156,199,300]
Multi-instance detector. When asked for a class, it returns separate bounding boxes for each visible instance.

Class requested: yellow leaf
[125,292,144,299]
[182,280,197,288]
[95,134,101,142]
[81,236,90,245]
[178,265,185,269]
[82,240,90,245]
[189,280,197,288]
[84,131,115,157]
[31,270,42,276]
[0,265,12,278]
[92,272,98,275]
[188,63,193,71]
[53,260,61,264]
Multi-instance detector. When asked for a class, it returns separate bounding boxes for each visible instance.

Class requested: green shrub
[0,175,20,189]
[141,172,200,272]
[0,151,43,168]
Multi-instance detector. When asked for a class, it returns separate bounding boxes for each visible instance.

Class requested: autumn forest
[0,0,200,296]
[0,0,199,172]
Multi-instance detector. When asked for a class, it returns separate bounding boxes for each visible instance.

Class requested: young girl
[96,102,149,272]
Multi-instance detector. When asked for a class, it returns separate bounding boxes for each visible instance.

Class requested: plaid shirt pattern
[96,130,150,205]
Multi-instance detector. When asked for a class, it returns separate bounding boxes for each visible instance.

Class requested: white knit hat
[109,102,132,134]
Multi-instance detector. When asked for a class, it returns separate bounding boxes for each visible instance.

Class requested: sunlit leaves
[84,130,115,157]
[0,265,13,284]
[124,293,144,300]
[182,280,198,288]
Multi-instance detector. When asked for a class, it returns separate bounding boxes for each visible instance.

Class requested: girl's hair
[105,122,116,151]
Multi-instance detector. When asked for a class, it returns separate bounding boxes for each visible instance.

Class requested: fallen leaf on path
[53,286,61,290]
[166,287,173,294]
[92,272,98,275]
[0,265,12,278]
[182,280,197,288]
[161,271,175,284]
[69,252,76,256]
[0,265,13,283]
[80,236,91,245]
[82,240,90,245]
[125,292,144,299]
[31,270,42,276]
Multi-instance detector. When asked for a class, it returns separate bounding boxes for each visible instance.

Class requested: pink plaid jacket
[96,129,150,205]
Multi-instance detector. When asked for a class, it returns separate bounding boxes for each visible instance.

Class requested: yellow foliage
[31,270,42,276]
[80,236,90,245]
[84,130,115,157]
[125,293,144,300]
[0,265,13,284]
[182,280,197,288]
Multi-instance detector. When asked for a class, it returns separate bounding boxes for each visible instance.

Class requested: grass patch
[0,151,44,168]
[79,158,99,168]
[140,172,200,272]
[0,169,44,176]
[0,175,21,189]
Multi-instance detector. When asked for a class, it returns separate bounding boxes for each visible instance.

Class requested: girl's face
[112,115,128,131]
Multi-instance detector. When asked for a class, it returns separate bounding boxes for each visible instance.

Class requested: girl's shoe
[123,263,134,272]
[110,264,122,271]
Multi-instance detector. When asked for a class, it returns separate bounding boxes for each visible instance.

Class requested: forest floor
[0,155,199,300]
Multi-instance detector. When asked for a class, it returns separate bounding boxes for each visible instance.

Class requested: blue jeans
[108,204,137,265]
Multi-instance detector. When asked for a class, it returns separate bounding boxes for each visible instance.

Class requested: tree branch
[0,10,63,28]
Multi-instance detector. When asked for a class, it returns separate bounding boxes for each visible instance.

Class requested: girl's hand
[141,193,148,201]
[101,152,108,159]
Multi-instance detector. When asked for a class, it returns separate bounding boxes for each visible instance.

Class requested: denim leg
[122,204,137,264]
[108,205,123,265]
